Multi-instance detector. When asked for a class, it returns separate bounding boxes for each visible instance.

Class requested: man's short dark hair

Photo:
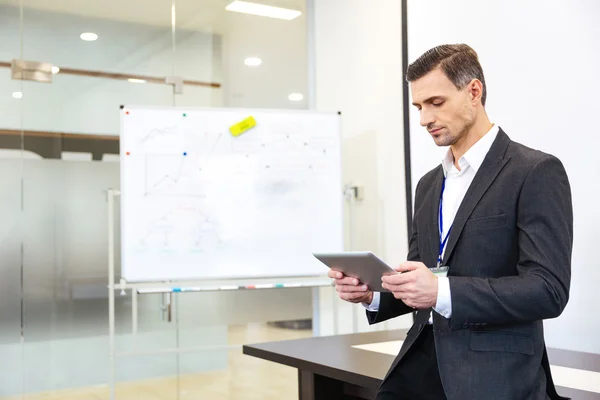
[406,44,487,106]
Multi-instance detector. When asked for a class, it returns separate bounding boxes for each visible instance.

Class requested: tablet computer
[313,251,396,292]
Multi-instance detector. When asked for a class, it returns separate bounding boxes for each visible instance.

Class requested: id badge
[429,266,449,278]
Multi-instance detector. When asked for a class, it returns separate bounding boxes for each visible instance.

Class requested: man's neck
[451,117,493,170]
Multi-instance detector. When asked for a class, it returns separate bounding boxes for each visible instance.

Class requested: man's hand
[328,270,373,305]
[381,262,438,309]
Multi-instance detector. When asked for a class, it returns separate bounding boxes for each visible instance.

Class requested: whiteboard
[119,106,343,282]
[407,0,600,353]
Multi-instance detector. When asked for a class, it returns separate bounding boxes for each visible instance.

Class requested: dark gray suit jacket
[367,129,573,400]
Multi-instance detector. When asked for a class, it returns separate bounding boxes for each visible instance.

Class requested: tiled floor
[1,323,313,400]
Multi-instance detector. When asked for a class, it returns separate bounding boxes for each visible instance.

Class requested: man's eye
[433,102,444,107]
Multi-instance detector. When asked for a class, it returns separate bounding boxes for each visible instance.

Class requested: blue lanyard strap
[438,177,452,267]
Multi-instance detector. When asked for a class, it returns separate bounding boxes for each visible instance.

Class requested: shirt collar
[442,124,500,177]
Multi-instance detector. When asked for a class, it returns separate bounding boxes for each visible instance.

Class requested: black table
[243,329,600,400]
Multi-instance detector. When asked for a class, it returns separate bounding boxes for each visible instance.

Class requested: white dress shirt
[364,124,500,324]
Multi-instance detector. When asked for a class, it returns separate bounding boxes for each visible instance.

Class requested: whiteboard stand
[106,188,334,397]
[107,188,120,400]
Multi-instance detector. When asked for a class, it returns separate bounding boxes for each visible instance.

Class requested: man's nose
[420,108,435,128]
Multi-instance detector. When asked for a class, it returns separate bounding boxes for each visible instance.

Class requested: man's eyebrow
[412,96,445,106]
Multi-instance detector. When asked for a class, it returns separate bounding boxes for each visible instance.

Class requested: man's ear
[469,79,483,105]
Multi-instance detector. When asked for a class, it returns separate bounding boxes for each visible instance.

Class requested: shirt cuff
[362,291,380,312]
[433,276,452,319]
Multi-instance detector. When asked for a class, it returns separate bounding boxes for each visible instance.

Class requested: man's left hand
[381,262,438,309]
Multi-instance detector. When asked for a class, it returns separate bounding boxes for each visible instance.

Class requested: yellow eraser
[229,116,257,137]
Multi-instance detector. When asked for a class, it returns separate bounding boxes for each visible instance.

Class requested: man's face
[411,68,476,147]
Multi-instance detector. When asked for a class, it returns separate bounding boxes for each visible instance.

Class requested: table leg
[298,369,345,400]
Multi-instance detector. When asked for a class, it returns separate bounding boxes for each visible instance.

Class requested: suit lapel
[441,130,512,266]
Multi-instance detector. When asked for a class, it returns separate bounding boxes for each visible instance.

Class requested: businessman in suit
[328,44,573,399]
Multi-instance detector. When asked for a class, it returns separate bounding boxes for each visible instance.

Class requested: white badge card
[430,266,449,278]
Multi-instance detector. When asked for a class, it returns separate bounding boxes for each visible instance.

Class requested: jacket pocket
[464,213,507,231]
[470,331,534,355]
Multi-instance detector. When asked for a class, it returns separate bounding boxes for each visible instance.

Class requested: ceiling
[0,0,306,34]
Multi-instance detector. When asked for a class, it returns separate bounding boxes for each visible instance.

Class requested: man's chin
[432,136,451,147]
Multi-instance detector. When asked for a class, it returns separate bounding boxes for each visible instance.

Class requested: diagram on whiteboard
[136,126,183,153]
[120,107,343,282]
[144,155,205,197]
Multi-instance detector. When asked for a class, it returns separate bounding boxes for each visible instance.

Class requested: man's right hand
[327,270,373,305]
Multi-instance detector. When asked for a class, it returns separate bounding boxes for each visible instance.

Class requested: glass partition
[0,2,25,397]
[0,0,311,399]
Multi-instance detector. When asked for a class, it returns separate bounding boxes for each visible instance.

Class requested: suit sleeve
[448,155,573,329]
[366,180,422,324]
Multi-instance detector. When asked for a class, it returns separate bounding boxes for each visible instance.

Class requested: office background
[1,0,598,399]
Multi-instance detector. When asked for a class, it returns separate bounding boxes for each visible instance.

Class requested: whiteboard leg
[107,189,118,400]
[132,289,138,337]
[332,287,339,335]
[167,292,172,323]
[160,292,173,323]
[311,287,319,336]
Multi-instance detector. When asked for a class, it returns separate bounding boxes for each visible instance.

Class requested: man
[328,44,573,400]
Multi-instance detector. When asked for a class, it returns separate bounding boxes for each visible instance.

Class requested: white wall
[407,0,600,354]
[314,0,413,335]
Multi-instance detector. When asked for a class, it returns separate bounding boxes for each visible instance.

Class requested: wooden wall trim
[0,128,120,160]
[0,61,221,88]
[0,128,118,141]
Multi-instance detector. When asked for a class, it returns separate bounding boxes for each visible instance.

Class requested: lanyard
[438,177,452,268]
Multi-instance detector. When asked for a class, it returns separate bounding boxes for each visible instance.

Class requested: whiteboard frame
[119,105,345,283]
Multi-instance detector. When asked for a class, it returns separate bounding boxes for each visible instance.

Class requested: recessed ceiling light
[12,91,23,99]
[226,1,301,20]
[128,78,146,84]
[288,93,303,101]
[51,66,60,74]
[244,57,262,67]
[80,32,98,41]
